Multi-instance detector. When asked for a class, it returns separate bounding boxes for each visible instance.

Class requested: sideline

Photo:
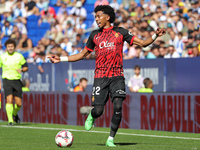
[1,125,200,140]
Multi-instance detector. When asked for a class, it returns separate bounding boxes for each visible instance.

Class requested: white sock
[108,136,114,140]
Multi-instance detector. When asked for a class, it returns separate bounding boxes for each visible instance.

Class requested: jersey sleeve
[20,54,26,66]
[119,27,136,46]
[85,31,96,52]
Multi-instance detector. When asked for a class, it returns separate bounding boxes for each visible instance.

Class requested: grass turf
[0,122,199,150]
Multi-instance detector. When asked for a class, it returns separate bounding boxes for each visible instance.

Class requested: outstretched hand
[47,55,61,63]
[155,28,166,37]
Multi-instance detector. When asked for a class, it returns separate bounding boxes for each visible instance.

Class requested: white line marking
[1,125,200,140]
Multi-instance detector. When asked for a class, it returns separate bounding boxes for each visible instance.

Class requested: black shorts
[3,79,23,99]
[92,76,126,106]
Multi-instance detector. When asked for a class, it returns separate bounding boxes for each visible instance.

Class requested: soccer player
[48,5,166,147]
[0,39,28,125]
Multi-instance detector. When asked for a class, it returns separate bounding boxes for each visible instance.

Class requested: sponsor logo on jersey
[99,41,115,49]
[115,33,119,38]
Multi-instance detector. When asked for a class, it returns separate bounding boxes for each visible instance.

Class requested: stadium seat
[86,13,94,21]
[83,4,94,13]
[37,29,47,37]
[26,21,38,29]
[85,0,95,4]
[29,37,38,47]
[38,22,50,29]
[49,0,57,6]
[27,15,39,22]
[28,29,37,37]
[1,36,9,49]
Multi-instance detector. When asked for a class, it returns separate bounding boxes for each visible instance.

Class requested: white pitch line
[1,125,200,141]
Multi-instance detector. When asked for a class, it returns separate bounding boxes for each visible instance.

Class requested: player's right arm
[48,48,91,63]
[48,30,96,63]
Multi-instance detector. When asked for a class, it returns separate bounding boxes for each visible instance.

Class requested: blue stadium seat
[37,29,47,37]
[27,15,39,22]
[86,13,94,21]
[26,21,38,29]
[84,20,93,28]
[83,4,94,13]
[38,22,50,29]
[49,0,57,6]
[1,36,9,49]
[28,29,37,36]
[85,0,95,4]
[29,37,38,47]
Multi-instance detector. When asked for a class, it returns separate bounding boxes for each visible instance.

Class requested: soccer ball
[55,130,74,147]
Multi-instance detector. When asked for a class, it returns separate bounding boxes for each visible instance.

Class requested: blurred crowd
[0,0,200,63]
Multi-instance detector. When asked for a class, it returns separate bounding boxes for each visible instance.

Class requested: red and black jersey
[85,26,136,78]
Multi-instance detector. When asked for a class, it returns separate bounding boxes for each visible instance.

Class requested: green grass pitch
[0,122,199,150]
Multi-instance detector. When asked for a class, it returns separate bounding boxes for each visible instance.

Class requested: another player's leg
[85,105,104,131]
[13,97,22,124]
[106,97,123,147]
[5,95,14,125]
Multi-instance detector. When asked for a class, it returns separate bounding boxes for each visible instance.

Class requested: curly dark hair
[5,39,16,48]
[94,5,116,23]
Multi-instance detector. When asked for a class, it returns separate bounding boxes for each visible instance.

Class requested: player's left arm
[16,55,28,73]
[132,28,166,47]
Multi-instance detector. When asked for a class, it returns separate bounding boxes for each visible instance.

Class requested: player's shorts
[92,76,126,106]
[3,79,23,99]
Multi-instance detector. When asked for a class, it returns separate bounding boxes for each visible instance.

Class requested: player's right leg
[3,79,14,125]
[85,78,109,131]
[5,95,14,125]
[85,105,104,131]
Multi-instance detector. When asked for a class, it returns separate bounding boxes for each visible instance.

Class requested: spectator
[0,0,5,14]
[169,31,179,48]
[24,0,40,16]
[69,1,87,21]
[38,1,56,25]
[16,33,33,55]
[56,2,70,19]
[74,33,85,51]
[138,78,153,93]
[110,0,120,11]
[13,2,27,20]
[11,30,21,46]
[74,77,88,92]
[164,45,180,58]
[128,65,144,92]
[14,16,27,34]
[0,20,13,39]
[4,0,16,13]
[158,46,167,58]
[94,0,109,8]
[22,78,30,92]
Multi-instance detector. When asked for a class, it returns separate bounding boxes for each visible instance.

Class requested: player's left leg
[13,96,22,124]
[13,80,23,124]
[106,97,123,147]
[106,76,126,147]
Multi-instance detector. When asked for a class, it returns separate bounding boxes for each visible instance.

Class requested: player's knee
[93,105,104,117]
[113,98,123,112]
